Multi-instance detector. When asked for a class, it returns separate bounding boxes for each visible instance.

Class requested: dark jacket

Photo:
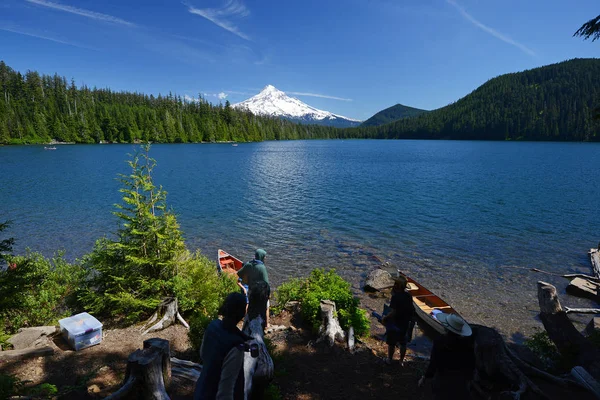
[424,333,476,400]
[194,320,249,400]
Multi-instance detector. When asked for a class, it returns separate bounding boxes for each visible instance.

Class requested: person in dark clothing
[382,276,414,366]
[237,249,270,328]
[418,313,475,400]
[194,292,251,400]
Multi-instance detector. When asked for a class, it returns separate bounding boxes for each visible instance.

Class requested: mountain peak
[232,86,361,128]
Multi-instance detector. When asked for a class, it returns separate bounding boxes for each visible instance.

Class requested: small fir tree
[80,144,186,321]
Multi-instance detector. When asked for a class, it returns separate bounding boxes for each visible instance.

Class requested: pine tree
[80,145,186,321]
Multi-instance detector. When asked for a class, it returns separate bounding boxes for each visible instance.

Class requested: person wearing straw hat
[418,313,476,400]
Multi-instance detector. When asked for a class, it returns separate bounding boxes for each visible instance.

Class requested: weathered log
[105,338,171,400]
[170,358,202,383]
[590,249,600,280]
[566,277,600,302]
[242,316,274,399]
[566,307,600,315]
[563,274,600,284]
[170,357,201,369]
[537,281,600,380]
[0,345,54,361]
[141,297,188,335]
[171,366,200,383]
[316,300,345,347]
[572,366,600,400]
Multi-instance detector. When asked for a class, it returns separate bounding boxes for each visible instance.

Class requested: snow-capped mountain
[232,85,361,128]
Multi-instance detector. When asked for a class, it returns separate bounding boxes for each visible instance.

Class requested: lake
[1,140,598,336]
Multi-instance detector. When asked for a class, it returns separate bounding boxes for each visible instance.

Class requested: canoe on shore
[400,271,464,335]
[217,249,243,277]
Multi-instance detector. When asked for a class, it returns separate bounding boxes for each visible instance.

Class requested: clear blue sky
[1,0,598,120]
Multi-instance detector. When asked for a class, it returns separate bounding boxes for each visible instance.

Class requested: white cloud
[446,0,536,57]
[217,92,228,100]
[287,91,353,102]
[0,25,94,49]
[184,94,200,103]
[186,0,250,41]
[25,0,135,27]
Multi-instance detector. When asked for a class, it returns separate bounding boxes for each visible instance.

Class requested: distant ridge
[361,104,429,127]
[232,85,361,128]
[354,58,600,141]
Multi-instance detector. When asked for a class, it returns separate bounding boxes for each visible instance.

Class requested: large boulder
[364,269,394,292]
[8,326,57,350]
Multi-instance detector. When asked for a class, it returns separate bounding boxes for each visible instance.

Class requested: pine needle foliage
[80,144,186,322]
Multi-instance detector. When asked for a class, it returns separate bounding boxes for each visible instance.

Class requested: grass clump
[274,268,370,337]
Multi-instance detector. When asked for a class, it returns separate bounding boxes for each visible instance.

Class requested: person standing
[237,248,270,328]
[381,276,414,366]
[194,292,251,400]
[418,313,475,400]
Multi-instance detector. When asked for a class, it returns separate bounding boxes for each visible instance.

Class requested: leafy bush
[183,252,238,350]
[0,374,19,399]
[0,251,84,333]
[524,330,561,371]
[273,269,371,337]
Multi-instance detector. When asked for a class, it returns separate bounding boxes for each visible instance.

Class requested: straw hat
[436,313,472,337]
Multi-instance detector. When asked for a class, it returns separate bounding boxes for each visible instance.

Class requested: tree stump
[316,300,345,347]
[105,338,171,400]
[590,249,600,280]
[537,281,600,380]
[141,297,189,335]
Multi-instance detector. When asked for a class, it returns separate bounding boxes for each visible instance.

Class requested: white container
[58,312,103,351]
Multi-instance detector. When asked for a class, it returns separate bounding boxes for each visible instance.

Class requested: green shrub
[273,269,371,337]
[183,253,238,350]
[0,374,19,399]
[525,330,560,371]
[0,251,84,333]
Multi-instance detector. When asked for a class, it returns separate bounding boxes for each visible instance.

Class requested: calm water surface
[1,140,599,336]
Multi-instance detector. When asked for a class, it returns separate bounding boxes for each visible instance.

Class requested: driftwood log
[316,300,345,346]
[590,249,600,280]
[0,345,54,361]
[105,338,171,400]
[242,316,274,399]
[537,281,600,380]
[566,277,600,303]
[141,297,189,335]
[170,357,201,383]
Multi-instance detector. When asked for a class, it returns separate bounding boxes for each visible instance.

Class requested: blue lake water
[1,140,599,335]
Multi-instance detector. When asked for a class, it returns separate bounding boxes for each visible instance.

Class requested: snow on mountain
[232,85,361,128]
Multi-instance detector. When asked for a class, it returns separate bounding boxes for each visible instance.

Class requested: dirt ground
[1,288,597,400]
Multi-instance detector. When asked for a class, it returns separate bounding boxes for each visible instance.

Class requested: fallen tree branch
[565,307,600,315]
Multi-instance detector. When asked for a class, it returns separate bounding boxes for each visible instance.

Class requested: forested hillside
[361,103,428,127]
[1,58,599,144]
[0,61,338,144]
[354,58,600,141]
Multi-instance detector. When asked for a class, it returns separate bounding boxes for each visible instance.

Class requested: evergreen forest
[1,58,599,144]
